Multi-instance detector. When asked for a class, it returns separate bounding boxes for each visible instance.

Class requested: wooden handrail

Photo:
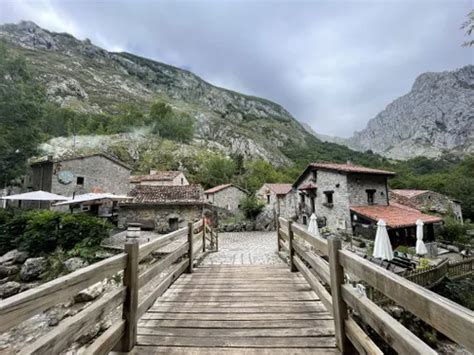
[279,217,474,354]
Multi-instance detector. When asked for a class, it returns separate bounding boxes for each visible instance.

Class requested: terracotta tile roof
[122,184,205,206]
[265,183,293,195]
[350,204,442,228]
[204,184,248,194]
[310,163,395,176]
[391,189,428,199]
[130,171,182,183]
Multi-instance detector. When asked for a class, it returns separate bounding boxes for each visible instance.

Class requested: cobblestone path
[202,231,285,265]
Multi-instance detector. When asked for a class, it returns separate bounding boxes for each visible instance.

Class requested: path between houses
[202,231,285,265]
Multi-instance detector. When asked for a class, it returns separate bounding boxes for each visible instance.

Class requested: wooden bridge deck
[131,264,338,354]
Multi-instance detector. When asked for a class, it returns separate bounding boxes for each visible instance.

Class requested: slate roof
[350,204,442,228]
[130,171,182,183]
[122,185,205,206]
[204,184,248,195]
[309,163,395,176]
[391,189,428,199]
[31,153,132,170]
[264,183,293,195]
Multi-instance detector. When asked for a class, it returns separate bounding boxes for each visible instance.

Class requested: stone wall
[206,186,247,213]
[412,192,463,223]
[49,156,130,197]
[118,204,203,233]
[347,174,388,206]
[256,186,298,220]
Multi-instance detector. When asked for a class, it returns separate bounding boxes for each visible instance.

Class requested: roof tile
[310,163,395,176]
[123,184,205,205]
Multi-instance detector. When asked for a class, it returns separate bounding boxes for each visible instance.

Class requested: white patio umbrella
[308,213,321,238]
[415,219,428,256]
[1,190,68,201]
[373,219,394,261]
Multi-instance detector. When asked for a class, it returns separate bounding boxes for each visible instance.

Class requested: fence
[0,218,218,354]
[277,217,474,354]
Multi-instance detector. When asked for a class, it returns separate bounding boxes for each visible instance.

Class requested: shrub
[239,196,265,220]
[441,217,468,242]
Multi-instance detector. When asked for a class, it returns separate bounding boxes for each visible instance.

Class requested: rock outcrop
[347,66,474,159]
[20,257,47,281]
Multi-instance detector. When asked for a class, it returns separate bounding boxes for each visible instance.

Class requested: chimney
[150,169,157,175]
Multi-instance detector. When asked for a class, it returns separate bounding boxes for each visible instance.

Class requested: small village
[0,152,472,354]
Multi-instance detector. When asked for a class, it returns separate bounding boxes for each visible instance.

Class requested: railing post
[276,214,281,252]
[202,218,206,252]
[187,222,194,273]
[288,221,297,272]
[328,236,350,353]
[121,223,140,352]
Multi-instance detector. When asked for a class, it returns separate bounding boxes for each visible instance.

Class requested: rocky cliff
[0,21,314,165]
[346,66,474,160]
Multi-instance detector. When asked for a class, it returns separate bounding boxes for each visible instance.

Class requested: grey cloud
[0,0,472,137]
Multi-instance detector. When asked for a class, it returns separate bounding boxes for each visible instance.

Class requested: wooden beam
[288,221,297,272]
[342,284,436,354]
[87,320,125,355]
[291,222,328,255]
[345,316,383,355]
[139,227,187,262]
[187,222,193,274]
[293,239,330,285]
[339,250,474,352]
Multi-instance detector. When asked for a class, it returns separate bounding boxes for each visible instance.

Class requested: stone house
[129,170,189,187]
[390,189,463,224]
[204,184,248,213]
[24,154,131,209]
[293,162,442,247]
[256,183,297,219]
[119,184,207,233]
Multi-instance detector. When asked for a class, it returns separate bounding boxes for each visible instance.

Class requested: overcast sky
[1,0,472,137]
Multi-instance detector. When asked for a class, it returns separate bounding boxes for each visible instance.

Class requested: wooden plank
[0,253,127,333]
[158,294,318,302]
[136,335,337,348]
[120,239,139,351]
[293,255,332,313]
[194,231,204,242]
[345,317,383,355]
[138,242,188,288]
[137,326,335,337]
[187,222,194,273]
[154,301,317,307]
[87,320,125,355]
[279,227,289,241]
[139,227,188,262]
[279,217,289,229]
[138,319,335,328]
[130,346,339,354]
[168,285,312,292]
[19,287,126,354]
[137,259,188,318]
[148,304,327,313]
[288,221,297,272]
[193,219,204,230]
[342,284,436,354]
[141,312,332,321]
[163,291,315,298]
[291,222,328,255]
[339,249,474,352]
[293,239,330,284]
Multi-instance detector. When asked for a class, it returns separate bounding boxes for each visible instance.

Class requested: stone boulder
[74,282,104,303]
[0,265,20,279]
[0,249,29,265]
[20,257,47,281]
[255,209,276,231]
[0,281,21,298]
[63,257,89,273]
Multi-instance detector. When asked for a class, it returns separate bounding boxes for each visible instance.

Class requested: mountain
[0,21,321,165]
[318,66,474,160]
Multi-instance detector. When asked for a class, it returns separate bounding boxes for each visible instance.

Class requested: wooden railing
[447,257,473,280]
[277,217,474,354]
[0,218,217,354]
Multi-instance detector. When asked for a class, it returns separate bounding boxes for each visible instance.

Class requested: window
[76,176,84,186]
[366,189,375,205]
[300,193,305,203]
[302,215,307,225]
[267,195,271,204]
[324,191,334,205]
[181,177,184,185]
[312,170,317,181]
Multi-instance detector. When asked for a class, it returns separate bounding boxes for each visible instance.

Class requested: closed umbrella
[373,219,394,261]
[308,213,321,238]
[415,219,428,256]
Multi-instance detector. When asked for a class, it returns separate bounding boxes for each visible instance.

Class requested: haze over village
[0,1,473,354]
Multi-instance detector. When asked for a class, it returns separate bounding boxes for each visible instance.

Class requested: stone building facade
[119,184,206,233]
[256,183,297,219]
[390,189,463,224]
[25,154,131,208]
[204,184,248,214]
[130,171,189,187]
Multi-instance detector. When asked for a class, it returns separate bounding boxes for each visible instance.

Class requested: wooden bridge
[0,218,473,354]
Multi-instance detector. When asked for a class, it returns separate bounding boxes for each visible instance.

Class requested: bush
[0,209,111,256]
[239,196,265,220]
[441,217,468,242]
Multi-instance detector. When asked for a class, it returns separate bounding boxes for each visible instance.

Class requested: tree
[461,10,474,47]
[0,41,45,186]
[149,101,194,142]
[194,153,236,188]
